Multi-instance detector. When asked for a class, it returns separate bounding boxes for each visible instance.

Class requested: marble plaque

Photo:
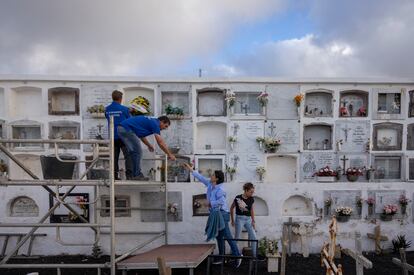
[156,119,193,155]
[229,121,264,153]
[140,192,182,222]
[10,196,39,217]
[229,152,264,182]
[345,154,369,172]
[193,194,209,216]
[9,154,42,180]
[10,87,43,117]
[50,193,89,223]
[300,152,337,181]
[325,190,362,218]
[83,119,108,151]
[266,85,299,119]
[265,120,300,153]
[335,121,370,152]
[196,122,226,151]
[367,190,403,214]
[81,84,116,116]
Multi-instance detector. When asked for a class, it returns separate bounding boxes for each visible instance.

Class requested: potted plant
[335,206,353,222]
[225,90,236,115]
[324,198,332,216]
[346,167,364,182]
[356,197,364,215]
[314,166,337,182]
[256,137,265,150]
[226,166,236,181]
[165,104,185,119]
[366,197,375,215]
[399,195,410,215]
[264,137,281,153]
[87,104,105,118]
[259,237,280,272]
[257,91,269,115]
[392,235,412,253]
[228,136,237,150]
[381,204,398,221]
[256,166,266,181]
[0,159,8,179]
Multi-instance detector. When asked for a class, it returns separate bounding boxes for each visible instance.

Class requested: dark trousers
[216,210,241,256]
[114,139,132,179]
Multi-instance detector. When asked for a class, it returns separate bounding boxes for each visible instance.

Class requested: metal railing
[0,116,169,274]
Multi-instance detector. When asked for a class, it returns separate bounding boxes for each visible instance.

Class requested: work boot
[131,174,149,181]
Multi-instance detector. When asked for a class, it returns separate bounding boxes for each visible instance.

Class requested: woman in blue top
[183,163,241,267]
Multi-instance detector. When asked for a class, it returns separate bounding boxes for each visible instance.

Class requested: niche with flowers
[304,91,333,117]
[339,90,368,117]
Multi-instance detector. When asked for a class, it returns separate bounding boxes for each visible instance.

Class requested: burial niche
[161,91,190,117]
[9,154,42,180]
[304,90,333,117]
[10,196,39,217]
[0,87,5,117]
[197,89,226,116]
[49,121,80,149]
[196,121,226,151]
[374,156,401,180]
[409,159,414,181]
[377,92,401,114]
[372,123,402,151]
[123,87,155,114]
[100,195,131,217]
[0,119,5,139]
[407,124,414,150]
[48,87,80,115]
[303,124,332,150]
[266,155,296,183]
[339,90,368,117]
[141,192,182,222]
[234,92,262,115]
[282,195,313,216]
[10,86,43,117]
[11,120,42,149]
[195,156,224,178]
[162,156,191,182]
[253,196,269,216]
[193,194,209,216]
[409,90,414,117]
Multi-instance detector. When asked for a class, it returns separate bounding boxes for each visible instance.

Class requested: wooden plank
[157,257,172,275]
[392,259,414,273]
[342,248,372,269]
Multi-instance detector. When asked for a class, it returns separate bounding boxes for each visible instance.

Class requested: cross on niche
[231,123,240,136]
[340,155,349,175]
[342,126,352,142]
[231,155,240,168]
[240,103,250,115]
[268,122,276,138]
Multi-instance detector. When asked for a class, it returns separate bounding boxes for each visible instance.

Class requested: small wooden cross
[340,155,349,175]
[392,248,414,275]
[283,217,299,256]
[367,225,388,254]
[342,232,373,275]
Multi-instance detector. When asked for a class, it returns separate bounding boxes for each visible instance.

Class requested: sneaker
[212,259,223,265]
[131,174,149,181]
[235,258,242,268]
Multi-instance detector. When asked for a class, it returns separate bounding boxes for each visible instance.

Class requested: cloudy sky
[0,0,413,78]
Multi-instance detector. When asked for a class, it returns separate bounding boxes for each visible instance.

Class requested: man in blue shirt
[118,115,176,180]
[105,90,132,180]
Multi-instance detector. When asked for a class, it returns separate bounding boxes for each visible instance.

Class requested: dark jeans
[117,126,143,177]
[114,139,132,180]
[217,210,241,256]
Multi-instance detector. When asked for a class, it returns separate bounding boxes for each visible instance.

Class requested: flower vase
[297,106,300,116]
[230,142,235,151]
[259,174,263,181]
[262,105,267,116]
[401,205,407,215]
[324,206,331,216]
[357,206,362,216]
[347,174,359,182]
[229,105,234,116]
[368,205,374,215]
[83,208,88,218]
[380,214,393,221]
[230,174,234,182]
[336,215,350,223]
[259,141,263,150]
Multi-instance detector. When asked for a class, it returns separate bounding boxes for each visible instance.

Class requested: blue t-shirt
[105,101,130,140]
[120,116,161,138]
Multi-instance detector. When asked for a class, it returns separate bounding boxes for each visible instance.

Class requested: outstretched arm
[154,134,176,161]
[182,163,210,187]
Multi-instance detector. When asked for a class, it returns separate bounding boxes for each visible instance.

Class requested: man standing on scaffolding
[117,115,176,180]
[105,90,132,180]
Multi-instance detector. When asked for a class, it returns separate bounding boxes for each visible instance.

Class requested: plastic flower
[335,206,353,216]
[399,195,410,206]
[225,90,236,107]
[256,166,266,175]
[293,93,304,107]
[257,92,269,107]
[366,197,375,206]
[383,204,398,215]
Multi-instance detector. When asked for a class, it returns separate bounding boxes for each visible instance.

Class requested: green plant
[87,104,105,113]
[258,237,278,257]
[392,235,412,253]
[165,104,184,116]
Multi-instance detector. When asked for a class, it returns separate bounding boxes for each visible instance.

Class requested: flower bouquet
[335,206,353,222]
[264,137,281,153]
[165,104,184,119]
[314,166,337,182]
[346,167,363,182]
[87,104,105,118]
[366,197,375,215]
[228,136,237,150]
[399,195,410,215]
[256,166,266,181]
[257,91,269,107]
[256,137,266,150]
[226,166,236,181]
[225,90,236,114]
[381,204,398,221]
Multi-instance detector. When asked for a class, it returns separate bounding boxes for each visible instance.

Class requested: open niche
[48,87,80,115]
[282,195,313,216]
[376,91,401,116]
[409,90,414,117]
[374,155,402,180]
[195,155,225,178]
[123,87,155,114]
[196,121,227,152]
[303,124,333,150]
[253,196,269,216]
[10,87,43,117]
[339,90,368,117]
[197,88,226,116]
[49,121,80,149]
[161,91,190,118]
[372,123,402,151]
[10,120,43,150]
[304,90,333,117]
[234,92,262,115]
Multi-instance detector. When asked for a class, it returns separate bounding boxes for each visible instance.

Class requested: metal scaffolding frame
[0,117,169,274]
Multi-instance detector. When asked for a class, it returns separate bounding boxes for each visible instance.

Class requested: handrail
[56,226,99,247]
[0,139,109,145]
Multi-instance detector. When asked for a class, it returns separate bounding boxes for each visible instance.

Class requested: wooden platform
[117,244,215,274]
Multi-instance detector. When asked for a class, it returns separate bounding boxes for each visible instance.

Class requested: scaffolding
[0,117,169,274]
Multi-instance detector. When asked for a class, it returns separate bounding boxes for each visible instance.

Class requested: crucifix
[342,232,373,275]
[342,126,352,142]
[283,217,299,256]
[340,155,349,175]
[96,124,104,139]
[268,122,277,138]
[367,225,388,255]
[240,103,250,115]
[231,155,239,168]
[231,123,240,136]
